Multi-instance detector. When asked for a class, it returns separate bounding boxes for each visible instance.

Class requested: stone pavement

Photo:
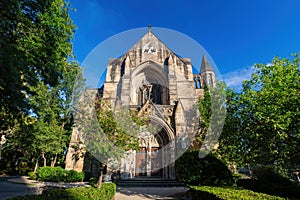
[1,176,89,200]
[1,176,189,200]
[115,187,189,200]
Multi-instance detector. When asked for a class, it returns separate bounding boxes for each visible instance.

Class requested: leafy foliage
[76,98,140,187]
[34,166,84,182]
[190,186,285,200]
[237,166,300,199]
[252,165,296,186]
[195,82,227,156]
[28,171,37,180]
[95,99,140,152]
[1,0,76,132]
[0,0,81,171]
[237,178,300,199]
[218,54,300,169]
[175,151,233,186]
[9,183,116,200]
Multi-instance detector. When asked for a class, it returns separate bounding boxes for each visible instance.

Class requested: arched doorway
[135,129,165,177]
[134,117,175,179]
[117,116,175,179]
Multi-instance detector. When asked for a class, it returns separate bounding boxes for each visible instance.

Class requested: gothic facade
[65,27,216,180]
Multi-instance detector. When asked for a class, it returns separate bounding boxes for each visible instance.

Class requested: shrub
[190,186,285,200]
[28,171,37,180]
[237,166,300,199]
[236,179,275,194]
[89,177,98,187]
[175,151,233,186]
[65,170,84,182]
[18,161,32,175]
[9,183,116,200]
[252,165,296,186]
[37,166,65,182]
[36,166,84,182]
[237,178,300,199]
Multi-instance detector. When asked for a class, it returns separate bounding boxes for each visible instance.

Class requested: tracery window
[138,83,165,106]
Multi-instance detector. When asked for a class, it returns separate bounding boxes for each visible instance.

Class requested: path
[115,186,189,200]
[0,176,189,200]
[0,177,39,200]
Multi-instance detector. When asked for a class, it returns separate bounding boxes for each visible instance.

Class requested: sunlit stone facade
[65,27,215,179]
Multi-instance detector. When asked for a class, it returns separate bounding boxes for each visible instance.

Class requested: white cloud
[221,66,255,91]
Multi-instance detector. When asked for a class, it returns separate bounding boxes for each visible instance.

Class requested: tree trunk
[41,151,47,167]
[97,163,106,188]
[34,159,39,173]
[51,122,65,168]
[51,153,58,167]
[97,168,103,188]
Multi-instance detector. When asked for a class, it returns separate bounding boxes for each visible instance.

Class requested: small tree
[75,93,139,188]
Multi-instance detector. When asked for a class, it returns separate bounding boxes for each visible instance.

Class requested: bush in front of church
[9,182,116,200]
[175,151,233,186]
[29,166,84,182]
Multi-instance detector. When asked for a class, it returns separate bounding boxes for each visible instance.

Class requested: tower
[200,55,216,87]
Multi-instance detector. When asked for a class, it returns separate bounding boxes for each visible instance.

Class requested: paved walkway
[1,176,189,200]
[0,177,37,200]
[115,187,188,200]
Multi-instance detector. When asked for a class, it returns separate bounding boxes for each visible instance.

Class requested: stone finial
[148,24,152,33]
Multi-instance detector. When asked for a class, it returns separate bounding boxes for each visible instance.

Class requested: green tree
[28,62,81,168]
[218,54,300,170]
[195,82,226,157]
[0,0,29,136]
[74,92,140,188]
[0,0,79,172]
[194,87,212,149]
[90,99,139,188]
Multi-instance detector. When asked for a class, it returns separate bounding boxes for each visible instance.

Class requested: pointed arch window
[151,84,162,104]
[209,74,213,86]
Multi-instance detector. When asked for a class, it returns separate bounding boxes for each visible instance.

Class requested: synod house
[65,27,216,180]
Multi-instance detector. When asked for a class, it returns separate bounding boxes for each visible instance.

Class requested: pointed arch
[130,61,169,105]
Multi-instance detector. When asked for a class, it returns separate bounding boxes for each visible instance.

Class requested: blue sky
[69,0,300,90]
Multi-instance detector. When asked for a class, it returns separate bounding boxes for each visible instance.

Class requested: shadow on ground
[0,176,41,200]
[116,187,189,200]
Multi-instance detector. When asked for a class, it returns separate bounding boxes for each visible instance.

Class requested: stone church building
[65,27,216,180]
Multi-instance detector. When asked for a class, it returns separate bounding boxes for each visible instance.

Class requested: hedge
[29,166,84,182]
[252,165,296,186]
[190,186,285,200]
[237,166,300,199]
[237,179,300,199]
[9,183,116,200]
[175,151,233,186]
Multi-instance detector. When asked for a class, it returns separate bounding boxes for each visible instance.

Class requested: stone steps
[116,178,184,187]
